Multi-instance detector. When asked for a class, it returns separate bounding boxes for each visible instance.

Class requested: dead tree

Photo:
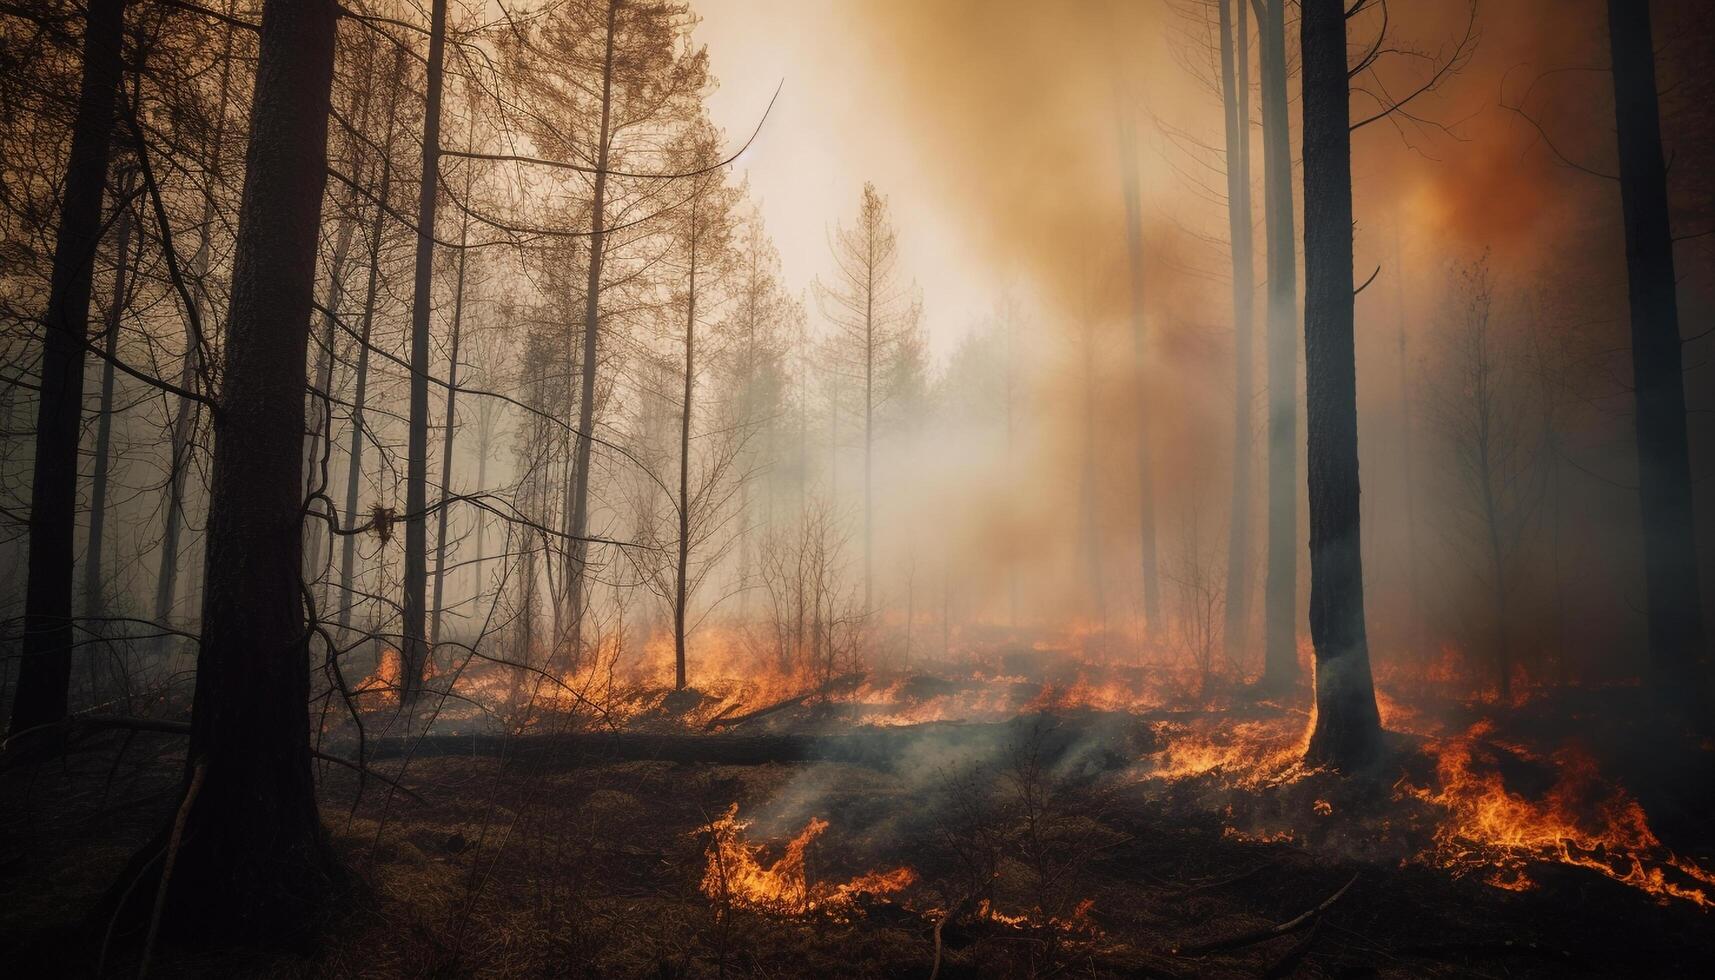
[401,0,452,704]
[9,0,126,738]
[817,182,920,614]
[1606,0,1708,705]
[1299,0,1382,770]
[114,0,343,939]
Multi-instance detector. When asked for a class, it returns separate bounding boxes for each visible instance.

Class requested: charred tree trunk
[84,169,136,621]
[401,0,451,704]
[1118,109,1162,634]
[126,0,343,939]
[1220,0,1256,658]
[565,1,619,664]
[337,56,405,636]
[1300,0,1382,771]
[9,0,125,738]
[1256,0,1300,693]
[1606,0,1708,704]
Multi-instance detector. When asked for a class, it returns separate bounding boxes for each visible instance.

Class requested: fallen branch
[1171,871,1359,956]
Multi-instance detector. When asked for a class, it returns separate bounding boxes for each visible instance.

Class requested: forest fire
[3,0,1712,974]
[698,804,915,917]
[1399,722,1715,908]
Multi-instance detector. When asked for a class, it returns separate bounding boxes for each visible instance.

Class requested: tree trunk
[130,0,343,940]
[565,0,619,663]
[401,0,451,704]
[338,56,405,635]
[1119,109,1162,634]
[1606,0,1708,705]
[1220,0,1256,659]
[429,160,476,650]
[84,170,136,621]
[302,192,363,582]
[1256,0,1300,693]
[675,199,697,691]
[1299,0,1382,771]
[9,0,125,738]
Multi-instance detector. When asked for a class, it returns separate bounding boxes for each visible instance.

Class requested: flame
[1400,722,1715,907]
[698,803,915,917]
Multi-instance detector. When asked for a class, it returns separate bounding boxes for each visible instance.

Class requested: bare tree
[1427,257,1543,702]
[816,182,921,613]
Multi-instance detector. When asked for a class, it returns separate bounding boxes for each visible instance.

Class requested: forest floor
[3,675,1713,978]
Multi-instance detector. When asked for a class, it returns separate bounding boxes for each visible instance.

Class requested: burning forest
[3,0,1714,976]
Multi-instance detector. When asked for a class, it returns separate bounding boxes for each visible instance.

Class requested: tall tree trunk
[1256,0,1300,692]
[338,56,405,635]
[1393,219,1420,662]
[1300,0,1381,770]
[1118,109,1161,635]
[128,0,342,938]
[1220,0,1256,658]
[1606,0,1708,704]
[154,8,237,640]
[84,170,136,621]
[675,199,697,691]
[9,0,125,738]
[401,0,451,704]
[429,169,475,649]
[863,259,874,613]
[565,0,619,664]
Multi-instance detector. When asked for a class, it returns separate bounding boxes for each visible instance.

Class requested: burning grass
[697,803,915,917]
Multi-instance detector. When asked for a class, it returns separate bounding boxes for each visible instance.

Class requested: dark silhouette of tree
[1299,0,1381,770]
[9,0,126,739]
[1606,0,1708,707]
[111,0,343,940]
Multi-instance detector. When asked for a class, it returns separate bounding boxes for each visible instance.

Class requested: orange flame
[698,804,915,917]
[1400,722,1715,907]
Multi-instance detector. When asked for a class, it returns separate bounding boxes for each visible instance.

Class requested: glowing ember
[1399,722,1715,907]
[698,804,915,916]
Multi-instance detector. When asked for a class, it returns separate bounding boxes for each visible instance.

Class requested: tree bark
[9,0,126,738]
[1220,0,1256,658]
[1299,0,1382,770]
[1606,0,1708,704]
[1255,0,1300,692]
[401,0,451,704]
[133,0,343,939]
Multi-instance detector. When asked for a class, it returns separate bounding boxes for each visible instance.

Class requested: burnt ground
[3,693,1713,979]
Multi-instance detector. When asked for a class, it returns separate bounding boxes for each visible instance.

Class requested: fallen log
[365,710,1157,773]
[705,672,868,731]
